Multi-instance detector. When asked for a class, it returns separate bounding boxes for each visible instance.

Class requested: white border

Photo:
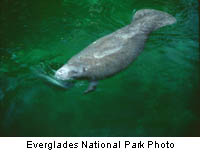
[0,137,199,153]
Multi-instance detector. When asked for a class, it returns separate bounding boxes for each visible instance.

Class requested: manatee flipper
[84,81,98,94]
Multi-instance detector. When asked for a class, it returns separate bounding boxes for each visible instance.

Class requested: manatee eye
[83,67,87,72]
[71,70,78,74]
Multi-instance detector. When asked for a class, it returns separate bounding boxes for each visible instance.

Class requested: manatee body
[55,9,176,93]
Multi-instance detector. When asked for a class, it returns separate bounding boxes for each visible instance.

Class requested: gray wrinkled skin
[55,9,176,93]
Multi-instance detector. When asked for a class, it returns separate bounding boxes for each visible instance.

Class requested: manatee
[55,9,176,93]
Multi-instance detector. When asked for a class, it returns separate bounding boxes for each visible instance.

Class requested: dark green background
[0,0,199,136]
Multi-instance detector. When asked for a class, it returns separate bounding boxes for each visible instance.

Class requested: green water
[0,0,199,136]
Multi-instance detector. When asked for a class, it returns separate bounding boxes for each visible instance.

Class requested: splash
[30,65,73,89]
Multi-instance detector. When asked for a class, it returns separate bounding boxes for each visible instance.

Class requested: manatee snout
[55,67,72,81]
[54,64,84,81]
[54,69,67,80]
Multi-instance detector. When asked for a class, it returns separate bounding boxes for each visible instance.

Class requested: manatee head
[55,64,84,81]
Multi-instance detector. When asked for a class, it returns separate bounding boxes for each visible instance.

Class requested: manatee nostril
[58,70,64,75]
[55,71,62,78]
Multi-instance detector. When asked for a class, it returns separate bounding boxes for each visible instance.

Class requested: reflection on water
[0,0,199,136]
